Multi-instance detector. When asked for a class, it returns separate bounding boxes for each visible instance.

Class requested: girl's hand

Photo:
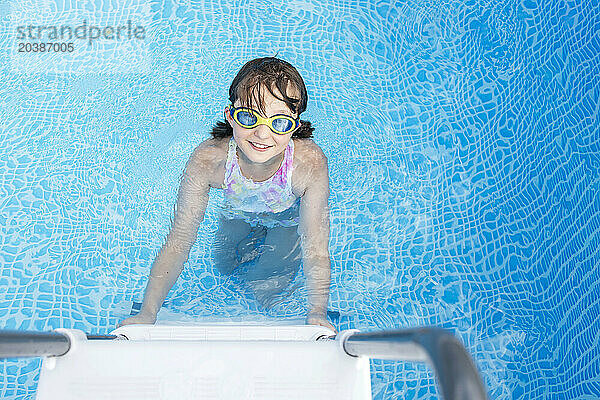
[117,311,157,328]
[305,313,337,334]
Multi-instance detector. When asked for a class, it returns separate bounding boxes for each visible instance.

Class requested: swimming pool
[1,0,599,398]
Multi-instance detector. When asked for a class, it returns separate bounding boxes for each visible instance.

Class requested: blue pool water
[1,0,599,398]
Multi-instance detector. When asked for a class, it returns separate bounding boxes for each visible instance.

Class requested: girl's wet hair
[210,56,314,139]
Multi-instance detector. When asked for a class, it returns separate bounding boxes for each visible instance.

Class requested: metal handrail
[342,327,488,400]
[0,330,121,359]
[0,330,70,358]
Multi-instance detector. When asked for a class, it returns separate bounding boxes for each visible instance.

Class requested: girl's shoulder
[291,138,329,197]
[187,137,230,188]
[292,138,327,169]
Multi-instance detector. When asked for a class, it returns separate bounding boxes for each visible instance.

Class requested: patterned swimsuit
[219,137,301,228]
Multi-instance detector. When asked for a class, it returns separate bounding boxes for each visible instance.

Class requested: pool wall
[1,0,599,398]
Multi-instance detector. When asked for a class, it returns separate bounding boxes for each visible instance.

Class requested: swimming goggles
[226,104,300,135]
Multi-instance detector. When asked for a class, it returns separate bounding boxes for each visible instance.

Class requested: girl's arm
[119,144,213,325]
[297,147,334,330]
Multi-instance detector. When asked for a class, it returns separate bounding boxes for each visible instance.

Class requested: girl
[119,57,335,332]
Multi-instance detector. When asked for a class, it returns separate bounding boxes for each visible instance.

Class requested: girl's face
[225,85,300,166]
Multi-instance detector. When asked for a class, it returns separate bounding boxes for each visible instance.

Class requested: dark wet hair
[210,56,314,139]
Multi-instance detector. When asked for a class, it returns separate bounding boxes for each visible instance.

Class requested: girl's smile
[248,141,273,150]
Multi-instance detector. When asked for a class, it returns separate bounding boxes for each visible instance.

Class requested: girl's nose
[253,124,272,139]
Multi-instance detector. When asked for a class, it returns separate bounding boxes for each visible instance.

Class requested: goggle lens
[272,118,293,133]
[236,110,257,126]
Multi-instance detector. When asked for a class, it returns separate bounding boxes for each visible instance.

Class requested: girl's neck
[236,147,285,182]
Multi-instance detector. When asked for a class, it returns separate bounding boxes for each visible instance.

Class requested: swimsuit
[219,137,301,228]
[215,137,303,308]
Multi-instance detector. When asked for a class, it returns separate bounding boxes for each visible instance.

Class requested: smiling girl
[119,57,335,332]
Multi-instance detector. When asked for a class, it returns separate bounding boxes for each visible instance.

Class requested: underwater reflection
[213,216,303,309]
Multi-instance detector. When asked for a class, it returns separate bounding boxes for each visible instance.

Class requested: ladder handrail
[0,330,121,358]
[342,327,488,400]
[0,329,70,358]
